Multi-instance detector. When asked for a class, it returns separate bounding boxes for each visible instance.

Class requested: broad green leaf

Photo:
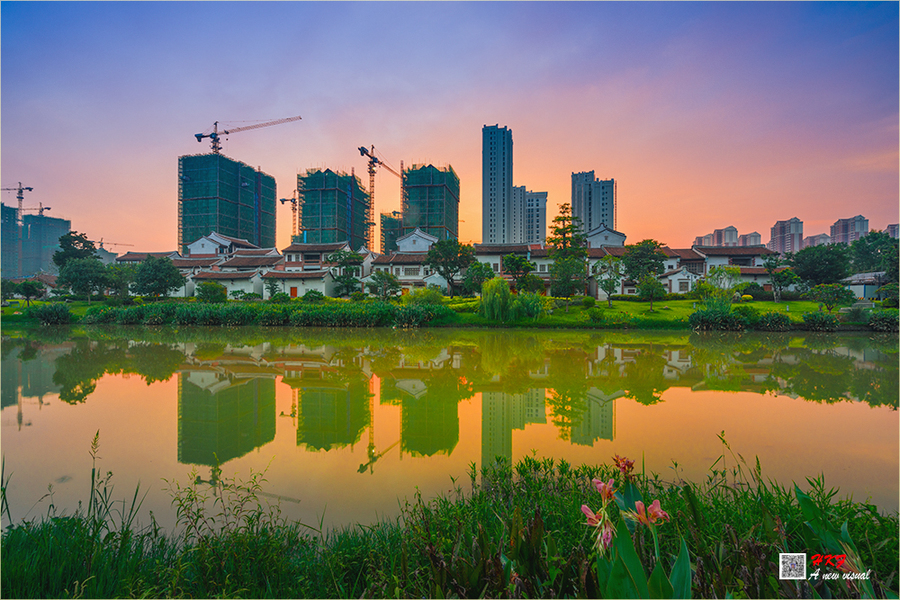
[610,519,650,598]
[669,538,692,599]
[605,554,643,599]
[648,560,675,599]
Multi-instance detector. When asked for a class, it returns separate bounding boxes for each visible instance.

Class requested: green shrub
[512,292,544,321]
[269,292,292,304]
[688,307,747,331]
[868,310,899,332]
[740,294,753,303]
[258,306,291,326]
[883,297,899,309]
[82,306,118,324]
[405,287,444,306]
[841,306,870,324]
[118,305,146,325]
[582,296,596,309]
[755,312,792,332]
[196,282,228,303]
[350,291,367,302]
[802,311,838,332]
[30,303,72,325]
[222,304,257,326]
[731,305,760,327]
[174,305,198,325]
[302,290,325,303]
[143,303,177,325]
[741,282,766,299]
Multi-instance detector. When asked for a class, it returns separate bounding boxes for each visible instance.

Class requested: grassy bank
[6,297,897,333]
[2,442,897,599]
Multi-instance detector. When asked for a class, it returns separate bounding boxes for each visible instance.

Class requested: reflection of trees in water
[545,349,590,441]
[620,349,670,404]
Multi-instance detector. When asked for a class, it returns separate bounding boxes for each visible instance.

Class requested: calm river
[2,327,897,532]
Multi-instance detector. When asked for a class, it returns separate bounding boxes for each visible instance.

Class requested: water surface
[2,327,897,531]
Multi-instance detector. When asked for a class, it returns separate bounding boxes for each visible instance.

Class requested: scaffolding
[380,211,402,254]
[401,164,459,242]
[178,153,276,254]
[297,168,372,250]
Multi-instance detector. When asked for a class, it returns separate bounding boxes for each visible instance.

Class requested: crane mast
[358,146,402,242]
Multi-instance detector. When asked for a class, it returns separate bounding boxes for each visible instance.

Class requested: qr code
[779,553,807,580]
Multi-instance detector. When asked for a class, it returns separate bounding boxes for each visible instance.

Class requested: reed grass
[2,434,897,598]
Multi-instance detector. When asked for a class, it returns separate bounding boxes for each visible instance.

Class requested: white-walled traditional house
[586,224,627,248]
[191,271,263,297]
[261,270,336,298]
[185,232,259,257]
[363,229,447,294]
[116,251,180,265]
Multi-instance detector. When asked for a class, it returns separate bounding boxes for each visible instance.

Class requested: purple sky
[2,2,897,252]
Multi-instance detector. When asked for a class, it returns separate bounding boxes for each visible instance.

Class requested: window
[404,267,420,276]
[679,281,689,293]
[539,264,546,272]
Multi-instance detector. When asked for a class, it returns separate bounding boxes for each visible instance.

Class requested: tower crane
[2,183,34,277]
[1,182,34,223]
[358,146,402,238]
[89,238,135,250]
[279,190,300,241]
[195,114,302,154]
[20,203,51,217]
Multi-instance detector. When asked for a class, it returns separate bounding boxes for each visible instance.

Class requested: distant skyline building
[802,233,831,249]
[510,186,547,244]
[297,168,371,250]
[178,153,276,254]
[830,215,868,245]
[571,171,616,233]
[400,164,460,243]
[887,224,899,239]
[738,232,761,246]
[694,226,738,247]
[1,204,19,277]
[482,125,513,244]
[768,217,803,254]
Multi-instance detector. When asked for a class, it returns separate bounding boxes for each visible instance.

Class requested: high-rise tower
[401,164,460,242]
[297,168,371,250]
[482,125,513,244]
[571,171,615,233]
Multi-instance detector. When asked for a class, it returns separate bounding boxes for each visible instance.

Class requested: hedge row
[79,301,454,328]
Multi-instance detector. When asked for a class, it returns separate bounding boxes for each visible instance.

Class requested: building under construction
[1,204,71,278]
[178,153,276,254]
[380,211,402,254]
[297,168,372,250]
[400,164,459,242]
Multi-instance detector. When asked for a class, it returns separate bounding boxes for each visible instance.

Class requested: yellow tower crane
[195,115,302,154]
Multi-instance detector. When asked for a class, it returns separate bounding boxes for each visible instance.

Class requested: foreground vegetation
[2,437,897,599]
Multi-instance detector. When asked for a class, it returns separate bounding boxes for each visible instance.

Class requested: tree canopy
[850,231,899,282]
[789,244,851,287]
[502,254,536,291]
[463,261,495,296]
[366,270,401,300]
[328,250,365,297]
[57,257,108,303]
[546,203,587,260]
[595,255,624,308]
[133,256,185,298]
[424,239,475,298]
[53,231,97,269]
[622,240,666,282]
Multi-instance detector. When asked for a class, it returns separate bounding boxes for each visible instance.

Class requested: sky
[2,1,897,253]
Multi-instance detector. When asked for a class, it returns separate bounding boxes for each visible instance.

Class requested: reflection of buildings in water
[1,345,66,429]
[481,389,546,466]
[177,371,276,466]
[570,388,619,446]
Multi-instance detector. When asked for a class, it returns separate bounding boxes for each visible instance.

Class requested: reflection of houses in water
[177,370,277,466]
[481,389,546,466]
[377,351,469,458]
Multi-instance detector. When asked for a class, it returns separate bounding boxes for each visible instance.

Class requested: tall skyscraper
[571,171,616,233]
[178,153,276,254]
[510,186,547,244]
[297,168,371,250]
[830,215,868,245]
[768,217,803,254]
[482,125,513,244]
[400,164,460,242]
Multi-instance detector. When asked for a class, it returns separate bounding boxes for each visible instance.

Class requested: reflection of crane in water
[193,466,303,504]
[357,390,400,474]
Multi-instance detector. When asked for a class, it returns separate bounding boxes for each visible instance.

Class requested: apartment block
[571,171,615,233]
[0,204,71,278]
[482,125,513,244]
[738,232,761,246]
[768,218,803,254]
[510,186,546,244]
[380,211,402,254]
[830,215,868,245]
[887,224,899,239]
[802,233,831,249]
[178,153,276,254]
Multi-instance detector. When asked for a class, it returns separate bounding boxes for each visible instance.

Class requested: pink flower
[595,520,615,555]
[581,504,601,527]
[613,454,635,477]
[623,499,670,527]
[592,478,616,503]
